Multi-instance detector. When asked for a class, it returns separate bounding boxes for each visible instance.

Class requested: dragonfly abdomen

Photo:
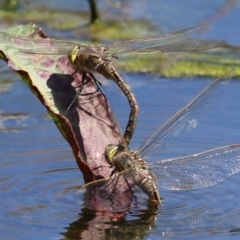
[96,62,138,145]
[136,169,160,202]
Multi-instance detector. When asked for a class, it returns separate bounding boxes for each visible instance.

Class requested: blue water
[1,68,240,239]
[1,1,240,239]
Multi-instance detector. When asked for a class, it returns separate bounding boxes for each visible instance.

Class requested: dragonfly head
[105,144,126,166]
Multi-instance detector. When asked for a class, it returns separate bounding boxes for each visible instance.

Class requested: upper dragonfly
[0,25,228,145]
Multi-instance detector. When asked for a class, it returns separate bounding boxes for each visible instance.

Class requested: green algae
[0,6,239,78]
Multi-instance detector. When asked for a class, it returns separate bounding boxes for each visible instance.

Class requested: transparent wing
[0,25,227,59]
[106,25,206,50]
[0,31,80,54]
[113,39,227,58]
[138,70,234,161]
[105,25,227,57]
[150,144,240,190]
[0,31,115,62]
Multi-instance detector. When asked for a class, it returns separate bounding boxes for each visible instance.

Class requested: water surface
[1,1,240,239]
[1,68,240,239]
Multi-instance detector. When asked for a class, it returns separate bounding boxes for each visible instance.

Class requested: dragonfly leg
[123,176,134,196]
[106,173,133,199]
[88,72,112,119]
[96,172,119,199]
[89,72,102,87]
[67,71,111,117]
[107,170,134,199]
[66,71,87,111]
[69,67,80,84]
[108,174,120,199]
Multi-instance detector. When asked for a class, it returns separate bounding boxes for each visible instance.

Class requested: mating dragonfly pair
[1,25,239,202]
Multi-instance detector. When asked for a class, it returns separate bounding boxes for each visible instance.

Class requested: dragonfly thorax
[68,46,103,73]
[115,151,135,171]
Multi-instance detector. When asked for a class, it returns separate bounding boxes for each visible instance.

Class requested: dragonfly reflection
[81,70,240,203]
[0,25,228,145]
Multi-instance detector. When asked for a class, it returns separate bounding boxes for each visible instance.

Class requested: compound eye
[69,46,81,64]
[105,144,119,164]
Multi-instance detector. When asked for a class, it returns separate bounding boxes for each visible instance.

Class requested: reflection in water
[0,113,35,132]
[62,201,159,240]
[61,191,240,239]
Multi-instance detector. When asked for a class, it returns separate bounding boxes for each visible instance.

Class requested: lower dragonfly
[81,69,240,203]
[0,25,229,145]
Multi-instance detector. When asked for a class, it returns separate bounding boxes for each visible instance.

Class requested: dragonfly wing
[113,38,228,58]
[106,25,207,52]
[0,31,82,54]
[138,70,234,161]
[151,144,240,190]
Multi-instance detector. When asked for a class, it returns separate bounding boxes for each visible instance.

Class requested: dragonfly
[0,25,228,145]
[80,69,240,203]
